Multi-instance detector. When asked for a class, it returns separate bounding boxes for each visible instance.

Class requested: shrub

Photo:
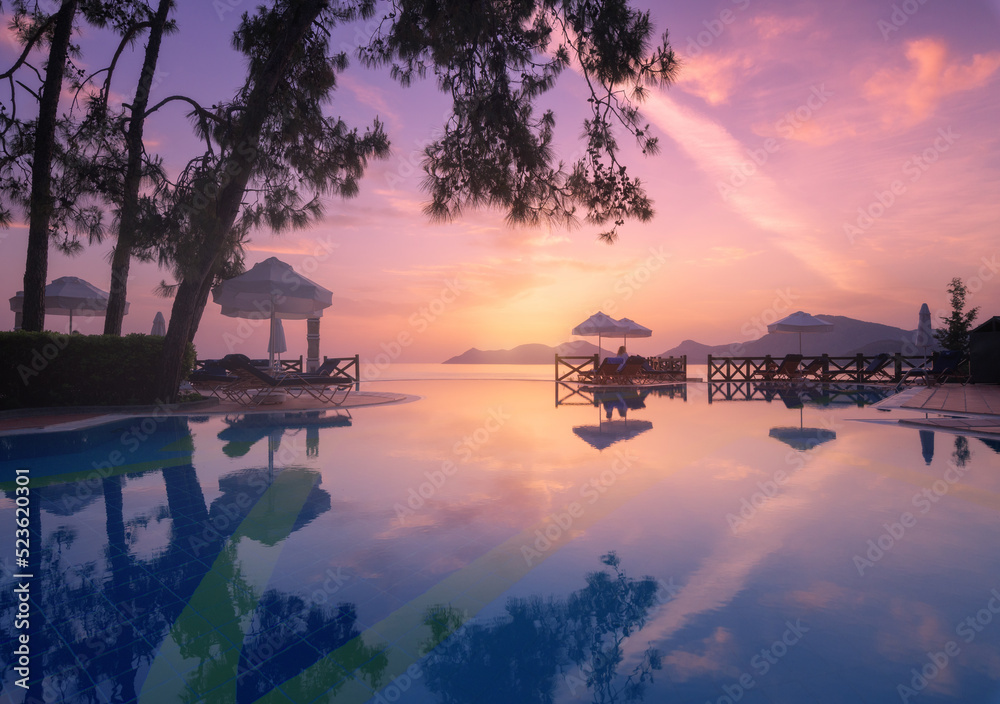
[0,332,196,409]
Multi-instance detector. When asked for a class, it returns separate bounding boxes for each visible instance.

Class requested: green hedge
[0,332,196,409]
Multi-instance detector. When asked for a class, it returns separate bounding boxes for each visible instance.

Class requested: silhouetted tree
[5,0,81,331]
[362,0,678,243]
[935,277,979,352]
[1,0,159,331]
[101,0,176,335]
[152,0,390,401]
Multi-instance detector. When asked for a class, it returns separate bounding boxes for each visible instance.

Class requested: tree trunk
[154,0,327,402]
[105,0,174,335]
[21,0,79,332]
[156,249,219,402]
[188,263,217,346]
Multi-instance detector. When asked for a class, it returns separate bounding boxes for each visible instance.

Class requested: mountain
[443,341,606,364]
[660,315,936,361]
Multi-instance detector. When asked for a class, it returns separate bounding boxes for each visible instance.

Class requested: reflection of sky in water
[2,380,1000,703]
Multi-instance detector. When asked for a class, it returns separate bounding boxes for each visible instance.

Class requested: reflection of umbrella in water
[769,406,836,451]
[767,311,834,354]
[218,411,352,468]
[215,412,347,545]
[211,467,331,546]
[573,419,653,451]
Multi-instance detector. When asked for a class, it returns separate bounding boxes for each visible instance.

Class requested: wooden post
[707,354,714,381]
[894,352,902,382]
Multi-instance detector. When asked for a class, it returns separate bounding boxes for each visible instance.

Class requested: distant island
[443,315,938,364]
[443,341,605,364]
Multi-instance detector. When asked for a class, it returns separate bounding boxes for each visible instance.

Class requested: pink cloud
[339,74,402,130]
[751,14,810,40]
[865,38,1000,127]
[677,52,758,105]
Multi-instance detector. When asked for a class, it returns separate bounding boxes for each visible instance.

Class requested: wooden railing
[706,353,928,383]
[555,354,687,383]
[321,355,360,384]
[193,354,360,383]
[195,356,303,372]
[555,354,598,382]
[647,355,687,376]
[707,381,892,406]
[555,381,689,407]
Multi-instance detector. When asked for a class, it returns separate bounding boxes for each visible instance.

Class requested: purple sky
[2,0,999,362]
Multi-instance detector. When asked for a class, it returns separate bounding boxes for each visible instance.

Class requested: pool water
[2,379,1000,704]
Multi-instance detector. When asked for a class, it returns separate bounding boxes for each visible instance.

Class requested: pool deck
[0,390,416,436]
[876,384,1000,436]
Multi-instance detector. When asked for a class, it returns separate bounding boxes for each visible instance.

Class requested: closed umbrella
[212,257,332,369]
[767,311,834,354]
[571,311,628,359]
[914,303,933,355]
[268,318,287,363]
[151,311,166,336]
[9,276,129,332]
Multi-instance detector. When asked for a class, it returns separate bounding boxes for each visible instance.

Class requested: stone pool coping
[0,390,418,436]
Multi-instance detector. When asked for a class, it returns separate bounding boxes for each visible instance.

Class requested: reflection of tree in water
[0,427,385,703]
[236,592,388,704]
[420,553,663,704]
[952,436,971,467]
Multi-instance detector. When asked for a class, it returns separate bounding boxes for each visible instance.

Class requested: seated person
[605,346,629,371]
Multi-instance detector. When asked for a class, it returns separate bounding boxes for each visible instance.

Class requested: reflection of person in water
[604,396,628,419]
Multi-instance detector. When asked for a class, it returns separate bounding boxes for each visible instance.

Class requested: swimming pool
[2,379,1000,703]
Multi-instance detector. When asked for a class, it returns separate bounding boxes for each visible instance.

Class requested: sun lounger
[305,358,356,381]
[617,357,649,384]
[861,352,894,383]
[219,354,352,406]
[896,351,969,389]
[578,358,620,384]
[759,354,804,380]
[189,361,238,398]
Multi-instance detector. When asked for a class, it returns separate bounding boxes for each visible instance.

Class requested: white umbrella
[914,303,933,355]
[268,318,287,362]
[571,311,628,359]
[212,257,332,369]
[9,276,129,332]
[616,317,652,353]
[766,311,834,354]
[151,311,166,336]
